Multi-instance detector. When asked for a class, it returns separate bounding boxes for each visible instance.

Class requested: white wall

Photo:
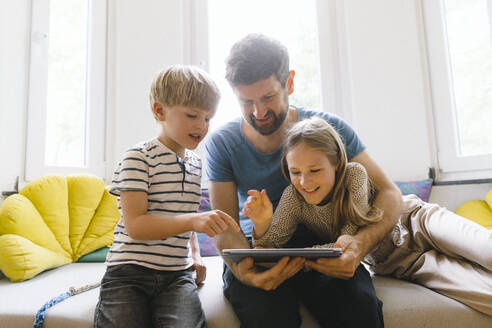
[341,0,433,181]
[0,0,30,192]
[429,183,492,212]
[106,0,435,181]
[107,0,189,177]
[1,0,490,209]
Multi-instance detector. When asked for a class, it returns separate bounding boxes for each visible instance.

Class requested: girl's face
[286,142,337,205]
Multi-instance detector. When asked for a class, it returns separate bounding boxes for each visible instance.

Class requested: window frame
[187,0,346,169]
[25,0,107,181]
[187,0,351,120]
[421,0,492,181]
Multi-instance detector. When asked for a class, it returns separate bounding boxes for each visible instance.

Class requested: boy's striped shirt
[107,138,201,271]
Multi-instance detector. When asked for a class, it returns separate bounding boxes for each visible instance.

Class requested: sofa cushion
[1,257,491,328]
[0,175,120,282]
[197,189,218,257]
[77,247,109,263]
[395,179,433,202]
[454,187,492,229]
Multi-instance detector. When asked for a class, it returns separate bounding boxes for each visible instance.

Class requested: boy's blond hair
[149,65,220,112]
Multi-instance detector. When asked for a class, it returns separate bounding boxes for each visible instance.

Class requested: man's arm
[305,150,402,279]
[210,181,250,251]
[210,181,305,290]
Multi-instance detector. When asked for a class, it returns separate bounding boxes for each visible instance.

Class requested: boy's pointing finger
[218,210,240,232]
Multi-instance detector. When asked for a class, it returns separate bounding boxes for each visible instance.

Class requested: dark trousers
[223,225,384,328]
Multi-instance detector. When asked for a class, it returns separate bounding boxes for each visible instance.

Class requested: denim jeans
[223,225,384,328]
[94,264,206,328]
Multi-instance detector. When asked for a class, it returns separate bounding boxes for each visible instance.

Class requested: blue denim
[223,264,383,328]
[223,225,384,328]
[94,264,206,328]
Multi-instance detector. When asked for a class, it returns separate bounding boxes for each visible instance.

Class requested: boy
[94,65,239,328]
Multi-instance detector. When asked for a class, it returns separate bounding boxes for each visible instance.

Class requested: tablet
[221,248,342,263]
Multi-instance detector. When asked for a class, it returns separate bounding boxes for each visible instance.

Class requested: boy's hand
[192,210,240,237]
[191,255,207,285]
[242,189,273,226]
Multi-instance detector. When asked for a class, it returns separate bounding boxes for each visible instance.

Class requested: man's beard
[248,107,288,136]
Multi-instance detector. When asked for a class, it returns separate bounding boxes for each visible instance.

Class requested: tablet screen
[221,248,342,263]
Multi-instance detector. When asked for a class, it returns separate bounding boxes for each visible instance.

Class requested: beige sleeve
[345,163,374,225]
[312,221,359,249]
[253,185,302,248]
[340,221,359,236]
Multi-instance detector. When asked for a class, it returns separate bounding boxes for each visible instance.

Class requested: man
[205,34,401,327]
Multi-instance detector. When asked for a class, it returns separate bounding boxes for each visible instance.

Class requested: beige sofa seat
[0,256,491,328]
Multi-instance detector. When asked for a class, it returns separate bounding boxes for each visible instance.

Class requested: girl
[243,117,382,250]
[243,117,492,316]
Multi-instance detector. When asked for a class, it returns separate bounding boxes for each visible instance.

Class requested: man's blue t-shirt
[204,107,366,237]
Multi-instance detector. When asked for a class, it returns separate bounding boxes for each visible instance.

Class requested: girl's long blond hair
[281,117,382,233]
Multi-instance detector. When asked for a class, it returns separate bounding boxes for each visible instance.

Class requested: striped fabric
[106,138,201,271]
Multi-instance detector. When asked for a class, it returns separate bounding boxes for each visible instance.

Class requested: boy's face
[154,104,215,156]
[233,73,293,136]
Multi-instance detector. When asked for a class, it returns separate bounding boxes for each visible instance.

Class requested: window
[26,0,107,181]
[189,0,324,132]
[422,0,492,180]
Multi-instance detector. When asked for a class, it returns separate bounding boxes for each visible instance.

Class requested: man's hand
[233,256,305,291]
[304,235,362,279]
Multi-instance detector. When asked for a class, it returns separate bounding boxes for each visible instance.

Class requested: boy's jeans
[94,264,206,328]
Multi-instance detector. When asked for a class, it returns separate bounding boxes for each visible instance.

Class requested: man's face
[233,75,290,136]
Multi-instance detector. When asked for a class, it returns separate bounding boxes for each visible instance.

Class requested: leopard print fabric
[253,162,372,249]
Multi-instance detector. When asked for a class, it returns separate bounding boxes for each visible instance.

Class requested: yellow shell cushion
[0,175,120,282]
[486,188,492,210]
[455,188,492,230]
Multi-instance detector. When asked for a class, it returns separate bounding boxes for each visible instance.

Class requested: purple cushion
[197,190,218,256]
[395,179,433,202]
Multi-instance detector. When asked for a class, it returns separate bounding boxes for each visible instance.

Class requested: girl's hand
[192,210,240,237]
[304,235,360,279]
[242,189,273,226]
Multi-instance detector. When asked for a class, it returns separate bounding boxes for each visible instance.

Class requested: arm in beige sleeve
[345,162,383,225]
[313,221,359,249]
[313,164,371,249]
[304,151,401,279]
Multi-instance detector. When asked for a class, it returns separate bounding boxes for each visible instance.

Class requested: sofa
[1,176,492,327]
[1,256,492,328]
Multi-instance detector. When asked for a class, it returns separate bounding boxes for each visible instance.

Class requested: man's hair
[149,65,220,111]
[225,34,290,87]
